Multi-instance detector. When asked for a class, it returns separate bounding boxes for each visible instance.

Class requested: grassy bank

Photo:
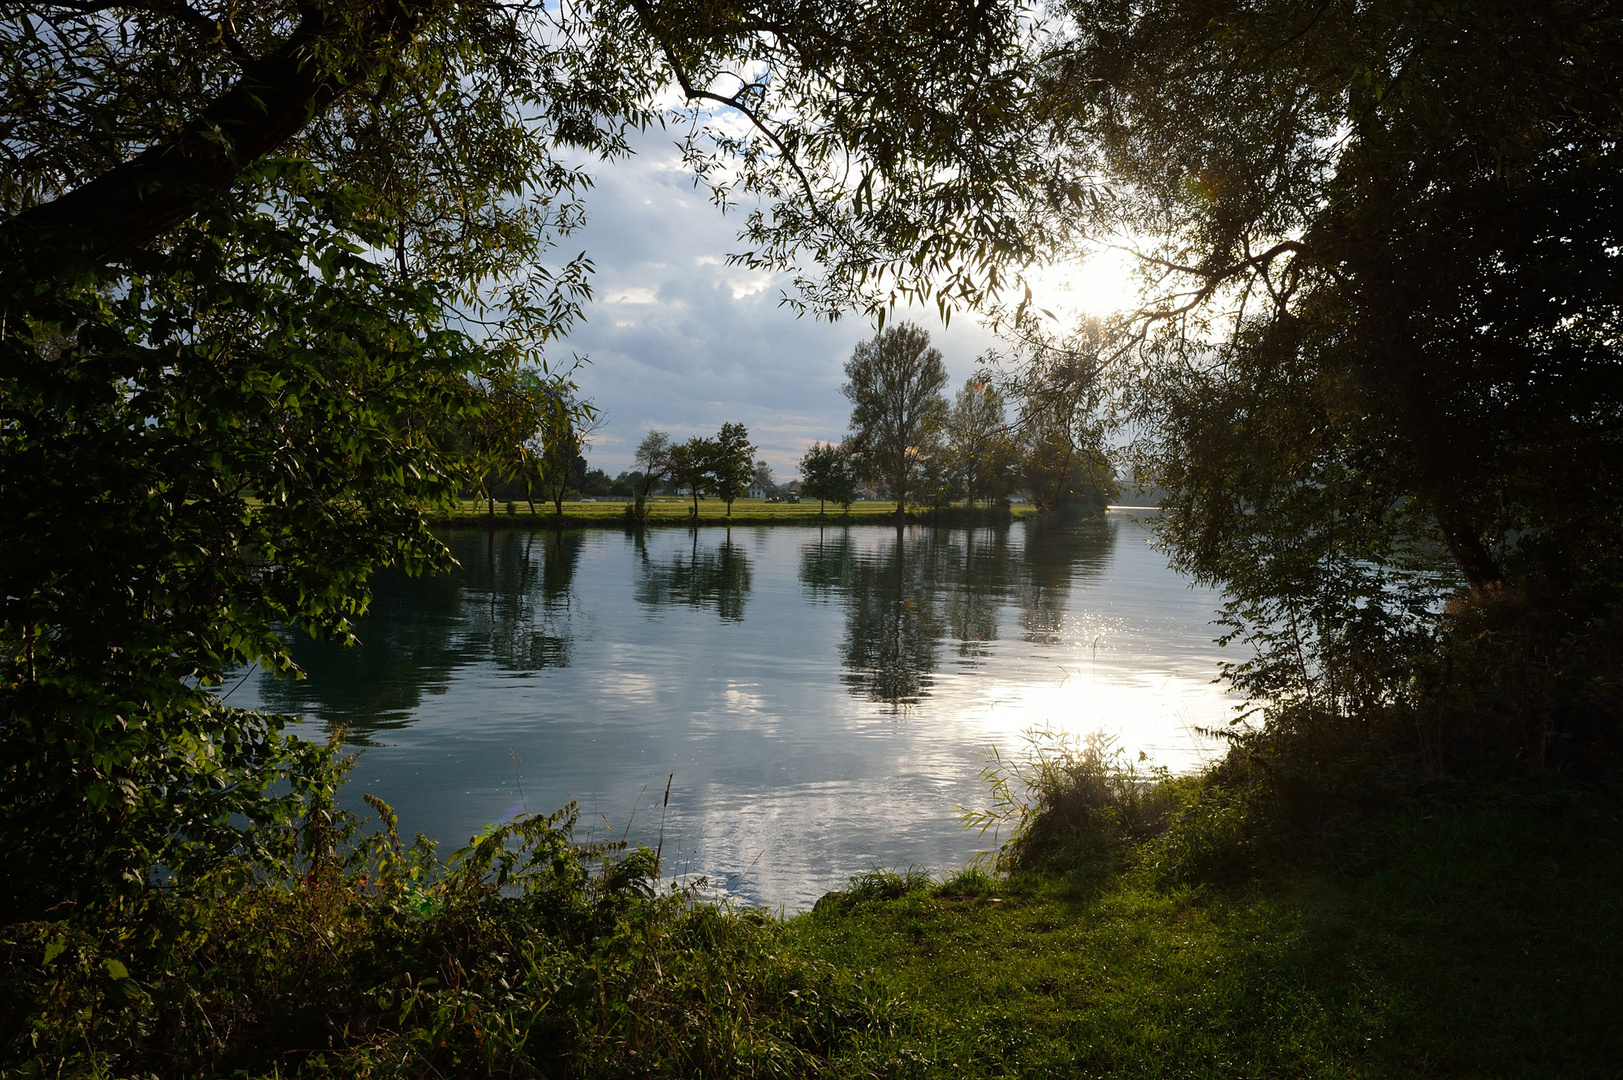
[793,791,1623,1077]
[6,770,1619,1077]
[434,497,1042,528]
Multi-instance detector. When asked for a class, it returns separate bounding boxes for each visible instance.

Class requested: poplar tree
[842,323,950,515]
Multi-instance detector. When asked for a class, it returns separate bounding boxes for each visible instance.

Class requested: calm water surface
[232,510,1239,909]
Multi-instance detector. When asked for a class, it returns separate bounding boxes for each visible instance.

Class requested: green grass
[441,497,1040,526]
[10,766,1618,1077]
[786,794,1623,1078]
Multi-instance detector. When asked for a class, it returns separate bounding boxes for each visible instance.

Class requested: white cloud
[558,132,1012,477]
[607,286,663,306]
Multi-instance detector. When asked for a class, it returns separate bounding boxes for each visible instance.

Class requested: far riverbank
[435,496,1060,529]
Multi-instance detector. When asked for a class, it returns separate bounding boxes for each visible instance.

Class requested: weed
[962,728,1175,873]
[814,867,935,913]
[1,791,896,1079]
[934,865,999,898]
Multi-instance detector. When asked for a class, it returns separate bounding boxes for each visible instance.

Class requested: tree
[842,323,950,515]
[799,441,860,514]
[631,431,673,519]
[668,437,716,516]
[466,368,556,516]
[512,383,595,515]
[943,375,1018,506]
[0,0,1056,918]
[710,422,756,516]
[1023,0,1623,766]
[535,409,590,517]
[753,458,775,495]
[998,327,1117,513]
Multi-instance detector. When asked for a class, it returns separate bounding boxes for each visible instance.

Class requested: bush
[964,729,1176,874]
[1,783,898,1079]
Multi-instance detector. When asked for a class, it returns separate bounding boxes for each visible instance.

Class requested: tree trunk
[1431,501,1503,592]
[0,1,443,285]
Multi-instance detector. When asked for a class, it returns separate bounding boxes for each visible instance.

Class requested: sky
[553,130,1134,480]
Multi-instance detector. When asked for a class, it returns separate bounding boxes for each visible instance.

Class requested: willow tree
[0,0,1058,918]
[1030,0,1623,763]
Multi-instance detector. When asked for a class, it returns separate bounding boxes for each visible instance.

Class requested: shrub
[963,728,1176,874]
[1,784,898,1079]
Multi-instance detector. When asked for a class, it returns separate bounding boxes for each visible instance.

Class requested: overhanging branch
[0,0,442,287]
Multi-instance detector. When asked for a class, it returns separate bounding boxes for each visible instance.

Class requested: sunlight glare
[1022,246,1141,323]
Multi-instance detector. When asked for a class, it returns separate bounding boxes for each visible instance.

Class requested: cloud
[556,133,1008,476]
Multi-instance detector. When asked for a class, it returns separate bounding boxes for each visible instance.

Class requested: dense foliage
[0,180,489,920]
[0,0,1049,919]
[1025,0,1623,773]
[1,752,898,1078]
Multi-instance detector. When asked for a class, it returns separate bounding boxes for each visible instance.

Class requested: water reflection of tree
[459,529,583,672]
[804,527,969,707]
[799,519,1123,708]
[635,530,752,622]
[839,528,944,710]
[798,527,858,600]
[257,528,585,740]
[941,527,1013,664]
[257,562,468,741]
[1016,515,1116,644]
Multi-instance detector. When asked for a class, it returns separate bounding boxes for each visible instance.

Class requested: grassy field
[440,497,1039,526]
[785,792,1623,1078]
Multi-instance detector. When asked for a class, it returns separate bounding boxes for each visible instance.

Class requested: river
[230,508,1241,909]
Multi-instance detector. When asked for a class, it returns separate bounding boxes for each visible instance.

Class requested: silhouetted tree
[799,441,860,514]
[842,323,950,514]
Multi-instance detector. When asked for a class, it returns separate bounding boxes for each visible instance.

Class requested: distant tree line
[466,322,1115,524]
[463,399,768,522]
[796,322,1117,516]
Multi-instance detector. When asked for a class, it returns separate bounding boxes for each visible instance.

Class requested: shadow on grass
[794,794,1623,1078]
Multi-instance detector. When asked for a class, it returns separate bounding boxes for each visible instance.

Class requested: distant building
[747,478,782,501]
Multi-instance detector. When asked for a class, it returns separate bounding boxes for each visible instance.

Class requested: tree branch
[623,0,849,253]
[0,0,442,286]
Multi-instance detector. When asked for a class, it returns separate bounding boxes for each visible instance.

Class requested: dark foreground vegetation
[5,723,1620,1079]
[6,0,1623,1076]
